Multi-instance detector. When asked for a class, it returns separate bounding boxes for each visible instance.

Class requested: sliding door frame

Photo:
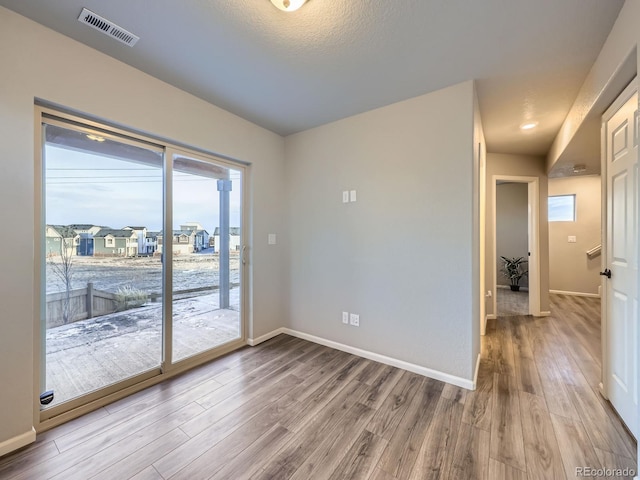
[33,106,249,430]
[163,145,248,374]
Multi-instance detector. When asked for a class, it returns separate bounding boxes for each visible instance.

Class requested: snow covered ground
[45,251,241,294]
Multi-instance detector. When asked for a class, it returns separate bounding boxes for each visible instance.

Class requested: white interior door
[603,79,638,439]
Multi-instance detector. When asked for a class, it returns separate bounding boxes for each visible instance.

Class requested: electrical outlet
[568,235,577,243]
[486,290,492,298]
[350,190,357,202]
[342,191,349,203]
[342,312,349,324]
[349,313,359,327]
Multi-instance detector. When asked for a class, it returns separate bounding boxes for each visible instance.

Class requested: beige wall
[285,81,479,383]
[496,183,529,288]
[0,7,287,452]
[485,153,550,318]
[548,175,602,295]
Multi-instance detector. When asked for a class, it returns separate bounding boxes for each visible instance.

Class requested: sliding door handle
[241,245,248,265]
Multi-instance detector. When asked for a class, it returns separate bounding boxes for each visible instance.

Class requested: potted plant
[500,256,528,291]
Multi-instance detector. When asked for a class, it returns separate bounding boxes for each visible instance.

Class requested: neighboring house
[69,224,104,256]
[155,230,196,255]
[213,227,241,252]
[194,230,209,252]
[172,230,196,255]
[180,223,210,252]
[123,226,148,255]
[45,225,79,257]
[156,232,163,254]
[93,229,138,257]
[145,231,160,255]
[76,233,94,256]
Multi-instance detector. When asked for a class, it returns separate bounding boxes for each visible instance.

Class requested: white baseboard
[0,428,36,458]
[598,382,608,400]
[473,353,481,388]
[280,328,476,391]
[537,311,551,317]
[482,314,495,336]
[549,289,600,298]
[246,328,285,346]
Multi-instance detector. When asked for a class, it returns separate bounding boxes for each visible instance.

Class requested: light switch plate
[350,190,357,202]
[268,234,276,245]
[342,191,349,203]
[342,312,349,324]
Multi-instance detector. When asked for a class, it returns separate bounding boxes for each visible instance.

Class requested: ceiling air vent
[77,8,139,47]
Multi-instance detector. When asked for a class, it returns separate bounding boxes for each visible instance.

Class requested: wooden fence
[46,283,118,329]
[46,282,240,329]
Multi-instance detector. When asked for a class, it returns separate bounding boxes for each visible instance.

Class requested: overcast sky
[45,146,242,233]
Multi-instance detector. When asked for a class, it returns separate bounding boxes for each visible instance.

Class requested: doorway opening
[495,181,530,316]
[491,175,541,319]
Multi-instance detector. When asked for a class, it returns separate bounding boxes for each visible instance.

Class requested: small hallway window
[548,194,576,221]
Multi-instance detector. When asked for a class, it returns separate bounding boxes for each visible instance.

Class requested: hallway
[470,293,636,478]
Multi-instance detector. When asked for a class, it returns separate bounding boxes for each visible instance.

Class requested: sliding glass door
[38,110,246,419]
[42,119,164,410]
[170,153,243,363]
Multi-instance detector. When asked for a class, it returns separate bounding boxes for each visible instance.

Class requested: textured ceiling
[0,0,625,156]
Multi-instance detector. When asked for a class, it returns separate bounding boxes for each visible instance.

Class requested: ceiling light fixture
[86,134,106,142]
[519,121,538,131]
[270,0,308,12]
[572,164,587,174]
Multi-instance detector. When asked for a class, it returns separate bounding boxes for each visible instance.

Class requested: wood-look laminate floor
[0,294,636,479]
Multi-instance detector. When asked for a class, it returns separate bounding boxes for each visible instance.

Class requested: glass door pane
[171,154,242,362]
[43,121,163,408]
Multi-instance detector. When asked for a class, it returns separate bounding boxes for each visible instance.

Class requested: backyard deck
[44,288,240,407]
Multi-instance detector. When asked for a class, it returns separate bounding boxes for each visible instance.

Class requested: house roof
[123,226,147,230]
[214,227,241,236]
[94,228,137,238]
[68,224,97,230]
[180,222,204,230]
[47,225,78,239]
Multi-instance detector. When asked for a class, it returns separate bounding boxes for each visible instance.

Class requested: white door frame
[491,175,541,317]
